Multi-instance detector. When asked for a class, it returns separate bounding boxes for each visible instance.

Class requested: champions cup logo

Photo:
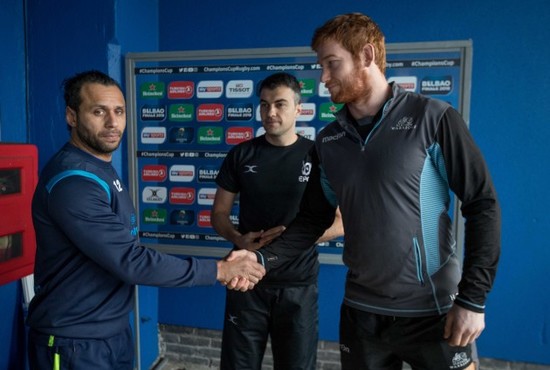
[168,81,194,99]
[299,161,312,182]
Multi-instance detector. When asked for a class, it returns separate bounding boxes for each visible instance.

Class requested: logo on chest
[298,161,312,183]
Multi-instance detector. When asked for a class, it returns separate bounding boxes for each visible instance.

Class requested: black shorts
[339,304,474,370]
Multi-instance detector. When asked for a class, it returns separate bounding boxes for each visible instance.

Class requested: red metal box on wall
[0,144,38,285]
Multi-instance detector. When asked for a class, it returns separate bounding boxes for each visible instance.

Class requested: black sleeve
[436,107,501,312]
[255,148,336,271]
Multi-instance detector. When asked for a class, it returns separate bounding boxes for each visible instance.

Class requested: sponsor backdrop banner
[125,42,472,263]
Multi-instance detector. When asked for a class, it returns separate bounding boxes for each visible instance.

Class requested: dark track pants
[220,284,318,370]
[28,325,134,370]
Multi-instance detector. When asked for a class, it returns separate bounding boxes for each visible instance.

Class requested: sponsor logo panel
[169,127,194,144]
[319,102,344,122]
[169,165,195,182]
[140,82,165,99]
[169,104,194,122]
[142,208,167,224]
[142,187,168,204]
[169,187,196,205]
[197,126,223,145]
[197,80,224,98]
[197,103,224,122]
[141,105,167,121]
[226,103,254,121]
[297,103,316,122]
[142,165,168,182]
[388,76,417,92]
[141,127,167,144]
[420,76,452,95]
[170,209,195,226]
[168,81,194,99]
[198,166,219,182]
[299,79,315,97]
[225,80,253,98]
[226,127,254,145]
[197,188,217,206]
[198,210,212,227]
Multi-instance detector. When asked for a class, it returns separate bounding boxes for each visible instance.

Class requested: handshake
[216,249,266,291]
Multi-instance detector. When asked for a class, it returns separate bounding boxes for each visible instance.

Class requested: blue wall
[1,0,549,368]
[155,0,550,365]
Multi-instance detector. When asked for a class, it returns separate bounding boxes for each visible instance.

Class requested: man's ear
[363,43,375,67]
[66,107,77,128]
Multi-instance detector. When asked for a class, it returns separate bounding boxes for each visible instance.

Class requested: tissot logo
[168,81,194,99]
[226,127,253,145]
[197,104,224,122]
[142,187,167,204]
[197,80,224,98]
[198,210,212,227]
[295,127,316,140]
[142,165,167,182]
[421,76,452,95]
[225,80,253,98]
[169,187,195,205]
[318,82,330,97]
[197,188,217,205]
[169,165,195,182]
[141,127,166,144]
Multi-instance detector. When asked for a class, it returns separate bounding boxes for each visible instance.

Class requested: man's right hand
[216,249,265,291]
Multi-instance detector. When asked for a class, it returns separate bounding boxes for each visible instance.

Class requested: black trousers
[339,304,474,370]
[220,284,318,370]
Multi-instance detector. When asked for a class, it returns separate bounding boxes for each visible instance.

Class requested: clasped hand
[216,249,266,292]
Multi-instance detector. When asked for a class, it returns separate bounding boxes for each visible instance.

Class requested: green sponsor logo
[299,79,315,97]
[319,102,343,121]
[143,208,167,224]
[140,82,165,98]
[197,126,223,145]
[169,104,194,121]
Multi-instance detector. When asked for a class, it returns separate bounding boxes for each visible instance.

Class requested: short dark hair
[259,72,301,104]
[62,70,122,111]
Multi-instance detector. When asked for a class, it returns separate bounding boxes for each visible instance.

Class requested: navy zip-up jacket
[256,83,500,317]
[27,143,217,338]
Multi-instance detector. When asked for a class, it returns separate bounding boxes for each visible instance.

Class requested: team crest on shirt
[298,161,312,183]
[450,352,470,369]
